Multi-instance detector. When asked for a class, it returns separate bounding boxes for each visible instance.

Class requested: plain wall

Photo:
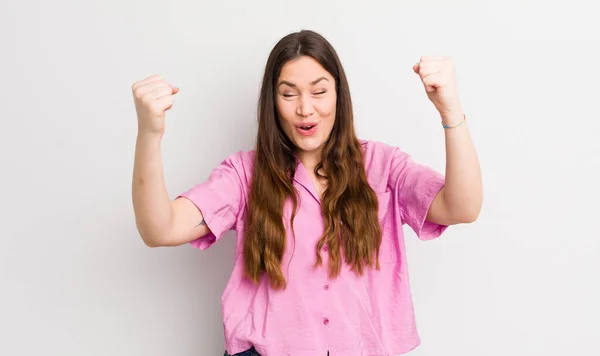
[1,0,599,355]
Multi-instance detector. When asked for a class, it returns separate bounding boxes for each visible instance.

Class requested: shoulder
[358,139,405,190]
[224,149,255,167]
[210,149,256,187]
[359,139,403,164]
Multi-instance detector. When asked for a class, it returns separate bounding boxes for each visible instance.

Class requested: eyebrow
[278,77,329,88]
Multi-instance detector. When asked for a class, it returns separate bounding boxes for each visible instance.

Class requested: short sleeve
[389,148,448,240]
[177,152,247,250]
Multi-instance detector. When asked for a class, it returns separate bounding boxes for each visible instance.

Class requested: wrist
[439,110,464,126]
[137,131,164,144]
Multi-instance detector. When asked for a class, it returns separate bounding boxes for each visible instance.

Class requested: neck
[296,149,321,173]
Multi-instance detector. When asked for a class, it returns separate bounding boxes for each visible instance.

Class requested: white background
[1,0,599,355]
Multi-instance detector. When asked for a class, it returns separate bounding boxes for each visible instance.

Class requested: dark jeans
[224,347,329,355]
[223,346,261,356]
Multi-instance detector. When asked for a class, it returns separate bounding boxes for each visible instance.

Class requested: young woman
[131,30,482,356]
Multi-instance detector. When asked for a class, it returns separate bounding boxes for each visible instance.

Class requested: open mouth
[296,123,318,136]
[299,124,316,131]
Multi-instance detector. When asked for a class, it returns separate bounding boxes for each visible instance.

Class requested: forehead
[278,56,333,83]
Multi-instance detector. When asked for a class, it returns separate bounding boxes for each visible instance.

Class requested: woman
[131,30,482,356]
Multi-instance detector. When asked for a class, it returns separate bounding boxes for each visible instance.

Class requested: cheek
[276,101,296,125]
[316,97,337,121]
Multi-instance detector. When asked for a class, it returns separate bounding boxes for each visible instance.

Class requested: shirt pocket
[376,191,398,262]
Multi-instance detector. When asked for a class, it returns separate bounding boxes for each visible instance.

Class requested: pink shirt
[178,140,448,356]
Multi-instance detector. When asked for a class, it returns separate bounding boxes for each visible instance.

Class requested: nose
[296,95,314,117]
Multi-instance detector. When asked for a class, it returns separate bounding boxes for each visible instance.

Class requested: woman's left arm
[413,56,483,225]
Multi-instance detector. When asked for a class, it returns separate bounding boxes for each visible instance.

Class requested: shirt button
[323,284,329,290]
[323,318,330,325]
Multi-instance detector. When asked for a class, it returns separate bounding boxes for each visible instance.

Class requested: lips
[297,122,317,130]
[296,122,318,136]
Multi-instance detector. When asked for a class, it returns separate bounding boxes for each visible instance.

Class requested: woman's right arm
[131,75,210,247]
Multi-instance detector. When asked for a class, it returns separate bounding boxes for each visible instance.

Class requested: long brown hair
[243,30,382,290]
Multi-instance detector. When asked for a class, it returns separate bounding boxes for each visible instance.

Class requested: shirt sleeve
[388,147,448,240]
[177,152,246,250]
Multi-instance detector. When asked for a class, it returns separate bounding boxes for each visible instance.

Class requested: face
[276,56,337,162]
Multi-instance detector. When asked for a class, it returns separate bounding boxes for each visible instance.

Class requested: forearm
[132,134,174,245]
[441,112,483,222]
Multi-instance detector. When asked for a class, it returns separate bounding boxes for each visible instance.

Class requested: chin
[293,136,325,154]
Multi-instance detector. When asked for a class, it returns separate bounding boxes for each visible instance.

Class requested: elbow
[443,193,482,225]
[138,231,163,248]
[136,223,170,248]
[441,187,482,225]
[141,233,174,248]
[457,203,482,224]
[460,211,479,224]
[142,237,162,248]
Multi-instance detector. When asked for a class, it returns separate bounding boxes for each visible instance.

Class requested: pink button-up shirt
[178,140,448,356]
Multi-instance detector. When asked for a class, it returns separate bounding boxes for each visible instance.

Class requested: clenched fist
[413,56,462,116]
[132,75,179,136]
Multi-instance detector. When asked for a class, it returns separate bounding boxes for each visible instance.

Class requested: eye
[282,93,297,98]
[314,90,327,96]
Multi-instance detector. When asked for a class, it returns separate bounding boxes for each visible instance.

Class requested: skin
[275,56,337,195]
[413,56,483,225]
[274,55,483,226]
[131,75,209,247]
[130,55,482,248]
